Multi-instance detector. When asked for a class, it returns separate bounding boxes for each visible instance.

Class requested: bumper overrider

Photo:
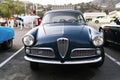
[24,47,104,65]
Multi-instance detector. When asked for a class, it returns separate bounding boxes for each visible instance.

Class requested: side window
[101,16,105,18]
[97,16,100,18]
[78,15,85,24]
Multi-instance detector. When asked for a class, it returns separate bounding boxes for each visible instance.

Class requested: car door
[104,17,110,23]
[101,16,108,23]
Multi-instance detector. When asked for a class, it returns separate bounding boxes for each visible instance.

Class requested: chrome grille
[71,48,97,58]
[57,37,69,58]
[28,47,55,58]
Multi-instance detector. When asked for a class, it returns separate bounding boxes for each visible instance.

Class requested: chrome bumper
[24,56,102,64]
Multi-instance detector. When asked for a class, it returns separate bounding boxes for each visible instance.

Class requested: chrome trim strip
[71,48,96,52]
[71,48,97,58]
[26,47,54,52]
[28,53,55,58]
[24,56,102,64]
[26,47,55,58]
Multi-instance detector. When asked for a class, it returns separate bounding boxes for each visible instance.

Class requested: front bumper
[24,56,102,64]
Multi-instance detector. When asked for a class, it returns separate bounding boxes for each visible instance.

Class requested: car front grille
[57,37,69,58]
[27,47,55,58]
[70,48,97,58]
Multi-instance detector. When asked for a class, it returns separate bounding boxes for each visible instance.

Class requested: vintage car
[99,19,120,46]
[92,16,114,24]
[0,26,14,49]
[22,10,105,70]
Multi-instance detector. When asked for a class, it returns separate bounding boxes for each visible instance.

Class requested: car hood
[43,24,86,35]
[36,24,92,47]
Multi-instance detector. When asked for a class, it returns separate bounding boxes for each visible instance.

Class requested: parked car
[99,19,120,46]
[92,16,114,23]
[83,12,107,21]
[22,10,105,70]
[0,26,14,49]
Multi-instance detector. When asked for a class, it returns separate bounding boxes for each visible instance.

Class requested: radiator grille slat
[57,38,69,58]
[71,49,97,58]
[28,48,55,58]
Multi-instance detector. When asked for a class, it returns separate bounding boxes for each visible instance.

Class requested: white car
[92,16,114,23]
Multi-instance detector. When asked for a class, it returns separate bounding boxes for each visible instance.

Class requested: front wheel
[30,62,39,71]
[91,48,105,68]
[95,20,99,23]
[92,58,104,68]
[1,39,13,49]
[99,29,109,46]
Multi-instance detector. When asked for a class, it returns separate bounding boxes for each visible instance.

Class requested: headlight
[22,35,34,46]
[92,36,103,47]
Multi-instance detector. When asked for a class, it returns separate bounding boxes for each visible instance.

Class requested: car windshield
[42,12,86,24]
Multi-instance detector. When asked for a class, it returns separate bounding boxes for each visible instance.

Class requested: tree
[14,0,25,15]
[0,0,25,18]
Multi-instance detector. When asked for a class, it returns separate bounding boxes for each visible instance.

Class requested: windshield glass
[42,12,86,24]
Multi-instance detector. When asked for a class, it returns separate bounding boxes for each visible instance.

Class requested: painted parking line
[105,53,120,66]
[0,47,24,68]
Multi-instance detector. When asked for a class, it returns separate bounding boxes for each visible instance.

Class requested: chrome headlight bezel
[22,35,35,47]
[92,35,104,47]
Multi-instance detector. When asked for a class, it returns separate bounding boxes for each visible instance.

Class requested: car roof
[45,9,82,15]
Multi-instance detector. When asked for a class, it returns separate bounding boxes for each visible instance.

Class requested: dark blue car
[22,10,104,70]
[0,26,14,49]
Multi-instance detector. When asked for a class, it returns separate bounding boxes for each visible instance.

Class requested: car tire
[99,28,109,46]
[30,62,39,71]
[1,39,13,49]
[92,48,105,68]
[103,40,109,47]
[92,58,104,68]
[95,20,99,23]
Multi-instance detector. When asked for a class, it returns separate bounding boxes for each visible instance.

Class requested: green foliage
[0,0,25,18]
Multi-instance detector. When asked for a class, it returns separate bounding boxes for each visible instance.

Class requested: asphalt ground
[0,25,120,80]
[0,27,31,66]
[0,49,120,80]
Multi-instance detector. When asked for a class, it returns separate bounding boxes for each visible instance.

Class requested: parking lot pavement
[0,48,120,80]
[0,26,120,80]
[0,27,31,68]
[13,27,31,48]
